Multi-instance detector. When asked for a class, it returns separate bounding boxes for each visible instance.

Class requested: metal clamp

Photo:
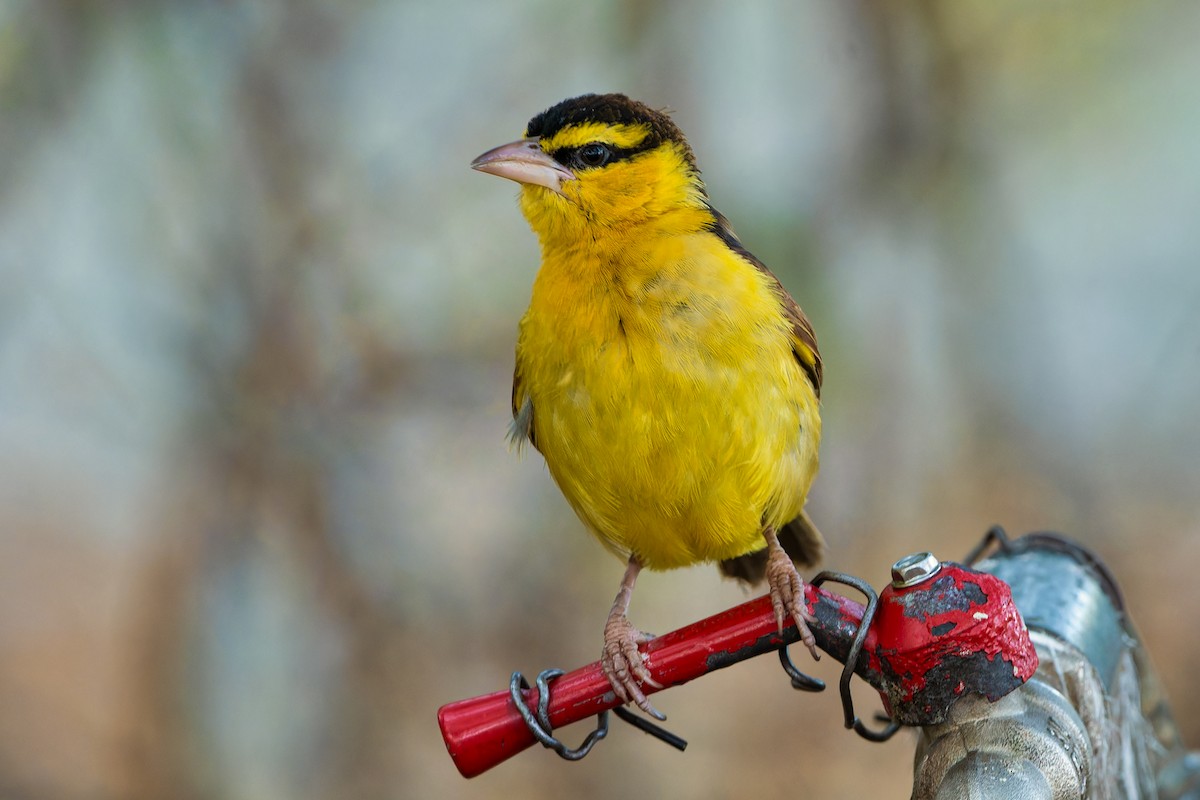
[963,524,1012,566]
[778,645,826,692]
[510,669,609,760]
[509,668,687,762]
[810,570,901,743]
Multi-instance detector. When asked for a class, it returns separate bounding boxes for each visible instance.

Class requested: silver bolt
[891,552,941,588]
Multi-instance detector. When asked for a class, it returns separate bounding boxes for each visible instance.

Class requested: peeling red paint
[866,563,1038,723]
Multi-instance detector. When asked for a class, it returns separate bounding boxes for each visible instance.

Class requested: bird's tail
[718,509,826,586]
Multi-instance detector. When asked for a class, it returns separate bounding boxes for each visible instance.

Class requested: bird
[471,93,824,719]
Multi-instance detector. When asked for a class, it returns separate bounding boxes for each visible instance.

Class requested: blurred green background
[2,1,1198,797]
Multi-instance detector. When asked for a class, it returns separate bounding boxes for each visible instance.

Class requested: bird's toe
[601,615,665,719]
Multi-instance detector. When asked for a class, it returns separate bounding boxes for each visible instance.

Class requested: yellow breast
[514,227,821,570]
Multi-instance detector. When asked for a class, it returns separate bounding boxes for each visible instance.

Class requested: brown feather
[719,509,826,585]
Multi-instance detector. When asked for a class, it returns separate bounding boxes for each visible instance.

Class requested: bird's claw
[602,613,666,721]
[766,546,820,661]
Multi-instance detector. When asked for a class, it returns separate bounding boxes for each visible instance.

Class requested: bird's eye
[576,143,611,169]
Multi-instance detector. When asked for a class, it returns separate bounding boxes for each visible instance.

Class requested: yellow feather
[538,121,652,151]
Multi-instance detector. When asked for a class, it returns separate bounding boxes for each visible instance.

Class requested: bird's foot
[765,543,820,661]
[601,613,665,720]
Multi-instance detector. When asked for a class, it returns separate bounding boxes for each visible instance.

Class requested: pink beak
[470,138,575,195]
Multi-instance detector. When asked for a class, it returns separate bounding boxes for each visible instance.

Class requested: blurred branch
[0,2,102,196]
[854,0,969,178]
[119,525,206,800]
[116,4,422,797]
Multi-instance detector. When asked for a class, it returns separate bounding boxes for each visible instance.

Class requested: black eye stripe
[549,142,649,168]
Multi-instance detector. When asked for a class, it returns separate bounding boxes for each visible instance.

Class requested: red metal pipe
[437,584,865,778]
[437,560,1038,779]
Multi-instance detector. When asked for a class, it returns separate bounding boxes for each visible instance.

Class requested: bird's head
[471,94,709,245]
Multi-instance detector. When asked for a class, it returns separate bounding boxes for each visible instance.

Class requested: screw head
[891,552,941,588]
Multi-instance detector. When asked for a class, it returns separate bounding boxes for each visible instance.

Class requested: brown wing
[705,208,823,395]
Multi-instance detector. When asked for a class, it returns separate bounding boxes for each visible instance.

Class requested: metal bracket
[510,669,609,760]
[509,668,687,762]
[778,644,826,692]
[963,524,1012,566]
[810,570,901,743]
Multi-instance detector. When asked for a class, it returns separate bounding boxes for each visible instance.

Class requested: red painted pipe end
[438,687,538,778]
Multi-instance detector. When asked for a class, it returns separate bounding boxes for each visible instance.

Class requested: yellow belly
[515,232,821,570]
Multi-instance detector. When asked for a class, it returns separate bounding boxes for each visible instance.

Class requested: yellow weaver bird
[472,94,824,718]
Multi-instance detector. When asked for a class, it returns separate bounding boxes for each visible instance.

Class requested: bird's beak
[470,138,575,196]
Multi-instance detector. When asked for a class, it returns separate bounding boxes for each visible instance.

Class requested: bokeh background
[2,1,1198,798]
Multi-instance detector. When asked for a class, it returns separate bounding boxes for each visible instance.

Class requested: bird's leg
[764,526,820,661]
[601,556,665,720]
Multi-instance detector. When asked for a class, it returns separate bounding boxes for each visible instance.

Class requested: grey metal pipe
[916,651,1090,800]
[911,533,1200,799]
